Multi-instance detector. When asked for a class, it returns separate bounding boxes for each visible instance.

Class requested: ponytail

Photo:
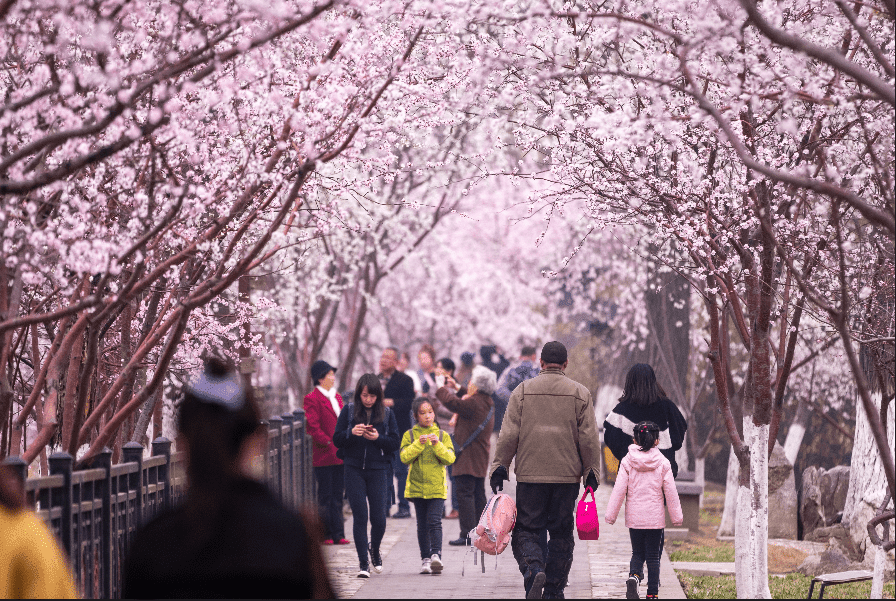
[633,421,660,452]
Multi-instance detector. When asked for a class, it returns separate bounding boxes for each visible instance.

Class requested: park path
[324,437,686,599]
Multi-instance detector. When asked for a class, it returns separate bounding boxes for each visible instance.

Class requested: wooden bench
[806,570,873,598]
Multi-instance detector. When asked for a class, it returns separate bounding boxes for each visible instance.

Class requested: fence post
[268,416,283,500]
[280,413,296,509]
[1,455,27,486]
[151,437,172,510]
[49,452,74,556]
[91,448,113,600]
[293,408,309,503]
[122,442,144,527]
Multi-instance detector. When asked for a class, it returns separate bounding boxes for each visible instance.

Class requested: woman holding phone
[333,374,401,578]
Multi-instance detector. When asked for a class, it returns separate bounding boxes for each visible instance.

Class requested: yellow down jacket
[400,424,455,499]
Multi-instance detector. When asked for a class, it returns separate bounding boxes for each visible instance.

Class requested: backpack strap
[456,405,495,457]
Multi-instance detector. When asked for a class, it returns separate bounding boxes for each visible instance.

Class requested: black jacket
[122,478,332,598]
[333,404,401,470]
[382,370,416,434]
[603,398,688,478]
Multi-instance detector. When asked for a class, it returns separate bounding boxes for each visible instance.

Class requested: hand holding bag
[576,486,600,540]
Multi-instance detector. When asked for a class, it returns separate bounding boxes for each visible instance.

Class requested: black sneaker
[448,537,470,546]
[526,571,546,599]
[391,509,412,519]
[357,564,370,578]
[626,573,641,599]
[369,543,383,574]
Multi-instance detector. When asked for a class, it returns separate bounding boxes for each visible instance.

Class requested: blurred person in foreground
[123,358,334,598]
[0,465,77,598]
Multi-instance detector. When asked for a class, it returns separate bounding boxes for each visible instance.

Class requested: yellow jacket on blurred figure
[0,505,78,599]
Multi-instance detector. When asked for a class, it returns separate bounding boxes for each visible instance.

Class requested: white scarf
[317,385,341,417]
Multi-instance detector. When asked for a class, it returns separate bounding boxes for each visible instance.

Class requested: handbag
[576,486,600,540]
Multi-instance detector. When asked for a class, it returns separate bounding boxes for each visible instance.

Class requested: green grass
[668,544,734,562]
[677,572,896,599]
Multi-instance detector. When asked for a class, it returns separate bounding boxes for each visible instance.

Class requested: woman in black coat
[603,363,688,477]
[123,359,333,599]
[333,373,401,578]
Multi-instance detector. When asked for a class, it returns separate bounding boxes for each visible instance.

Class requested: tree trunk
[843,390,896,564]
[718,445,739,537]
[695,456,706,508]
[734,419,772,598]
[782,392,810,465]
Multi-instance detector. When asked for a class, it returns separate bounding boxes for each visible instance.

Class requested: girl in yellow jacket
[400,397,455,575]
[0,466,78,599]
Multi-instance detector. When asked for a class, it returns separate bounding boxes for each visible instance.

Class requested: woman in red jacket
[304,360,349,545]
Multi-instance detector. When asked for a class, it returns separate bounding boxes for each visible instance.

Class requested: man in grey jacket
[489,341,601,599]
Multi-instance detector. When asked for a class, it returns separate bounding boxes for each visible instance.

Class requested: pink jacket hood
[604,445,683,530]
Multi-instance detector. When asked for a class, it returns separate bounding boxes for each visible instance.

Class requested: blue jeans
[344,465,388,567]
[391,452,410,513]
[629,528,664,596]
[411,498,445,559]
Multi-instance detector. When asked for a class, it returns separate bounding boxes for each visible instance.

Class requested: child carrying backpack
[605,421,683,600]
[400,397,456,574]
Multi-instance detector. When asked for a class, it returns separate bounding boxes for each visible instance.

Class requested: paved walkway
[324,463,686,598]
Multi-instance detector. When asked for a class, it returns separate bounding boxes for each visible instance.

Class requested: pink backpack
[471,493,516,554]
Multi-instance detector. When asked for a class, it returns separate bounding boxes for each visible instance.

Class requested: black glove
[584,470,599,491]
[490,466,508,494]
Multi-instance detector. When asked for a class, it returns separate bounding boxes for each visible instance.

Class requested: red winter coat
[304,387,343,467]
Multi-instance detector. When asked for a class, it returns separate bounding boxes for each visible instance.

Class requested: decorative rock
[801,465,850,540]
[768,442,798,539]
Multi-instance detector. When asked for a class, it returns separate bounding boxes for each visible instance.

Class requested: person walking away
[455,351,475,387]
[333,374,401,577]
[123,358,334,598]
[494,346,540,435]
[605,421,683,600]
[401,398,456,574]
[0,465,77,598]
[304,359,349,545]
[432,357,465,520]
[378,347,416,519]
[603,363,688,478]
[489,341,601,599]
[436,365,495,547]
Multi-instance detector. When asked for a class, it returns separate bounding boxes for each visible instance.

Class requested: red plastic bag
[576,486,600,540]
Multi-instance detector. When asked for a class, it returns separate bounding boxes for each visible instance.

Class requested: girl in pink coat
[605,421,683,600]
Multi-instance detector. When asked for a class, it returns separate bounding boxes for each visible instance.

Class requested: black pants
[344,466,388,567]
[454,474,486,539]
[511,482,579,596]
[390,452,410,512]
[629,528,663,595]
[411,498,445,559]
[314,464,345,541]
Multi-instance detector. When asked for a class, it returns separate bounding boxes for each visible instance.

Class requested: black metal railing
[2,408,316,599]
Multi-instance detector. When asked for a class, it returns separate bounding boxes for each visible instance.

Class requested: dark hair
[178,358,262,490]
[353,374,385,424]
[633,421,660,452]
[437,357,455,374]
[521,346,536,357]
[620,363,669,406]
[411,397,435,425]
[0,465,25,511]
[540,341,567,365]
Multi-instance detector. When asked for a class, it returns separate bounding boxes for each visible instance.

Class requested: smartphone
[435,374,446,388]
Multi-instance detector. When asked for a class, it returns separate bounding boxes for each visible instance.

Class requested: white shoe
[420,558,432,574]
[357,567,371,578]
[430,554,443,574]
